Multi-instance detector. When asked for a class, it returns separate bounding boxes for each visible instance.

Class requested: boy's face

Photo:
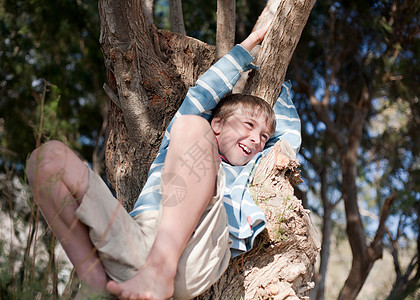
[211,109,271,166]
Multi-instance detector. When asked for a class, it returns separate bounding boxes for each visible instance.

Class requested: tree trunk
[244,0,316,106]
[141,0,154,26]
[169,0,186,35]
[295,34,398,297]
[313,169,334,300]
[386,202,420,300]
[338,149,371,300]
[337,85,396,299]
[216,0,236,59]
[98,0,319,298]
[99,0,215,209]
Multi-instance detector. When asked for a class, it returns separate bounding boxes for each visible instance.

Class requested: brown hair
[212,93,276,134]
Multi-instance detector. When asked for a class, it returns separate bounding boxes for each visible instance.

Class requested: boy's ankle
[144,251,178,280]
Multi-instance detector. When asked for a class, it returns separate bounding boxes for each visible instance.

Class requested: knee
[26,140,68,185]
[171,115,214,141]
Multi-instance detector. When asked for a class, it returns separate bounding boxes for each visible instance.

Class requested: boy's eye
[245,122,254,128]
[261,134,270,142]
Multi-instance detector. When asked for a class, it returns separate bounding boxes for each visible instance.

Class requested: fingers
[239,19,273,52]
[254,20,272,42]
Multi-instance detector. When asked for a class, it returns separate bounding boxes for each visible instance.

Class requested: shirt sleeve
[159,44,256,150]
[264,81,302,153]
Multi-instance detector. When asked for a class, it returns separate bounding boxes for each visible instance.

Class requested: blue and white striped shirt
[129,45,301,257]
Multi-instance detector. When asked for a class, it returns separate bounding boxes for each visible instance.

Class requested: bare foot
[106,262,175,300]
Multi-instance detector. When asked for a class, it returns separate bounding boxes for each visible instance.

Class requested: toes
[106,281,121,295]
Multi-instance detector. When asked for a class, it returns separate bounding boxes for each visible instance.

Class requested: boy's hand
[240,21,272,52]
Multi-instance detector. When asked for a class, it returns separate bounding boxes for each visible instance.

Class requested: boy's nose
[250,133,260,144]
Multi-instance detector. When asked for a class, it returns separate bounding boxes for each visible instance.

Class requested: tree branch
[92,99,109,174]
[243,0,316,106]
[141,0,154,25]
[369,193,397,260]
[253,0,281,32]
[216,0,236,59]
[347,84,371,157]
[386,227,402,280]
[99,0,190,206]
[293,70,346,152]
[169,0,186,35]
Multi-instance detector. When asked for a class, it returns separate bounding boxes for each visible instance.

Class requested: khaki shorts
[75,167,231,299]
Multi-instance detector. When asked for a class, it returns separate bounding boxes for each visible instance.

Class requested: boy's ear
[211,117,223,135]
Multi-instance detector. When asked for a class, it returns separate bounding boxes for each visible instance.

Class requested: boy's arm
[157,46,254,151]
[243,22,302,152]
[175,45,254,117]
[163,25,271,138]
[265,82,302,153]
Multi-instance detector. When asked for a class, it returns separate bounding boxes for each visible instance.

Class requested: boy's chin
[228,156,251,166]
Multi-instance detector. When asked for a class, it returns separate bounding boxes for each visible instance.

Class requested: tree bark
[91,99,109,175]
[244,0,316,106]
[337,86,397,299]
[169,0,186,35]
[386,202,420,299]
[216,0,236,59]
[99,0,214,209]
[314,168,335,300]
[98,0,319,298]
[141,0,154,26]
[253,0,282,32]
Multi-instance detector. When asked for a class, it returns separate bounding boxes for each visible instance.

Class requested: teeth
[239,144,251,154]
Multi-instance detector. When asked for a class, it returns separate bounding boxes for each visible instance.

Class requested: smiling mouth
[239,143,251,155]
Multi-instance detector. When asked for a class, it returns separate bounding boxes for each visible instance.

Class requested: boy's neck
[215,137,231,164]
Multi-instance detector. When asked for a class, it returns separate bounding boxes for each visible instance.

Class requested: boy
[26,26,301,300]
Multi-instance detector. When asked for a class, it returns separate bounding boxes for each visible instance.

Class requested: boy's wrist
[236,44,253,57]
[239,35,258,52]
[229,45,258,72]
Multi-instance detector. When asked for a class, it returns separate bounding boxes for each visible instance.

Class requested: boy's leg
[26,141,108,293]
[107,115,220,299]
